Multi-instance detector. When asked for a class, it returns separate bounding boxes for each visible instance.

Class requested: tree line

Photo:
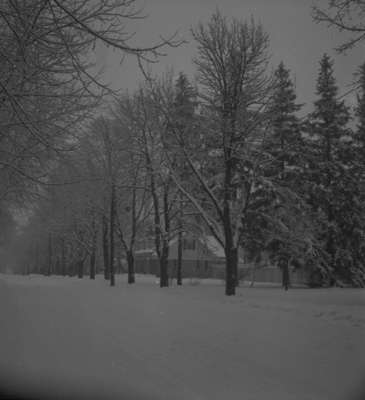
[1,4,365,295]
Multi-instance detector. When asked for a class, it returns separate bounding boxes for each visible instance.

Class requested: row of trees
[0,0,177,214]
[0,0,176,281]
[3,7,365,295]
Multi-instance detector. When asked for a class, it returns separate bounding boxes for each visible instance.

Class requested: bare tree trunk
[90,220,97,280]
[126,250,135,284]
[90,244,96,280]
[143,143,170,288]
[327,203,336,286]
[224,204,238,297]
[177,194,183,286]
[150,175,164,286]
[160,187,171,288]
[61,238,66,276]
[77,258,84,279]
[46,232,52,276]
[55,257,60,275]
[68,259,75,277]
[109,183,116,287]
[31,243,36,274]
[102,215,110,280]
[177,229,183,286]
[160,241,169,287]
[223,157,237,295]
[250,261,258,288]
[34,242,40,274]
[282,259,290,291]
[225,247,238,295]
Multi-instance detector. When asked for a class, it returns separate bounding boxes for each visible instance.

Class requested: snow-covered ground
[0,273,364,400]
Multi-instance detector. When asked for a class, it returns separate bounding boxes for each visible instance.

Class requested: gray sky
[96,0,364,113]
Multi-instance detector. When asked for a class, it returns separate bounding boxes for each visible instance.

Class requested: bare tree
[95,118,117,287]
[313,0,365,52]
[118,86,182,287]
[179,11,273,295]
[140,11,274,295]
[111,101,153,284]
[0,0,180,208]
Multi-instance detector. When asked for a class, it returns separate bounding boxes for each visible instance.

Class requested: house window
[183,238,196,250]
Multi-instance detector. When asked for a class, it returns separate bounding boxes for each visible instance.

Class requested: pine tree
[305,54,363,286]
[355,62,365,152]
[311,54,349,148]
[345,61,365,287]
[174,72,197,124]
[265,62,302,179]
[241,63,316,289]
[259,63,304,284]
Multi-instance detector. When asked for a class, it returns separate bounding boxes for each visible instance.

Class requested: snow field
[0,274,364,400]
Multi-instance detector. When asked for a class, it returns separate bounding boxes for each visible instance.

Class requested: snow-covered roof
[169,234,224,258]
[135,249,154,255]
[198,235,225,258]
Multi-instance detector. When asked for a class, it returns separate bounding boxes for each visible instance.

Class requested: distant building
[134,233,310,285]
[134,234,234,279]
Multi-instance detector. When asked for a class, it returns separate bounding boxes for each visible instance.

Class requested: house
[169,235,225,261]
[134,233,310,285]
[134,234,233,279]
[134,234,256,280]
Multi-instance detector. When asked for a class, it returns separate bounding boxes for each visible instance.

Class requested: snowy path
[0,274,365,400]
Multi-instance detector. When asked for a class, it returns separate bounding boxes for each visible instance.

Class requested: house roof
[135,249,154,255]
[150,234,225,259]
[136,234,243,261]
[198,236,225,258]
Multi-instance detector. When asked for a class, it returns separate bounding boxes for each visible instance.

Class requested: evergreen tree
[346,61,365,286]
[240,63,319,289]
[256,63,317,286]
[265,62,302,179]
[174,72,197,124]
[305,54,365,286]
[355,62,365,152]
[311,54,349,147]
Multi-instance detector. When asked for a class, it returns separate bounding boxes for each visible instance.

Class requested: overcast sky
[95,0,364,113]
